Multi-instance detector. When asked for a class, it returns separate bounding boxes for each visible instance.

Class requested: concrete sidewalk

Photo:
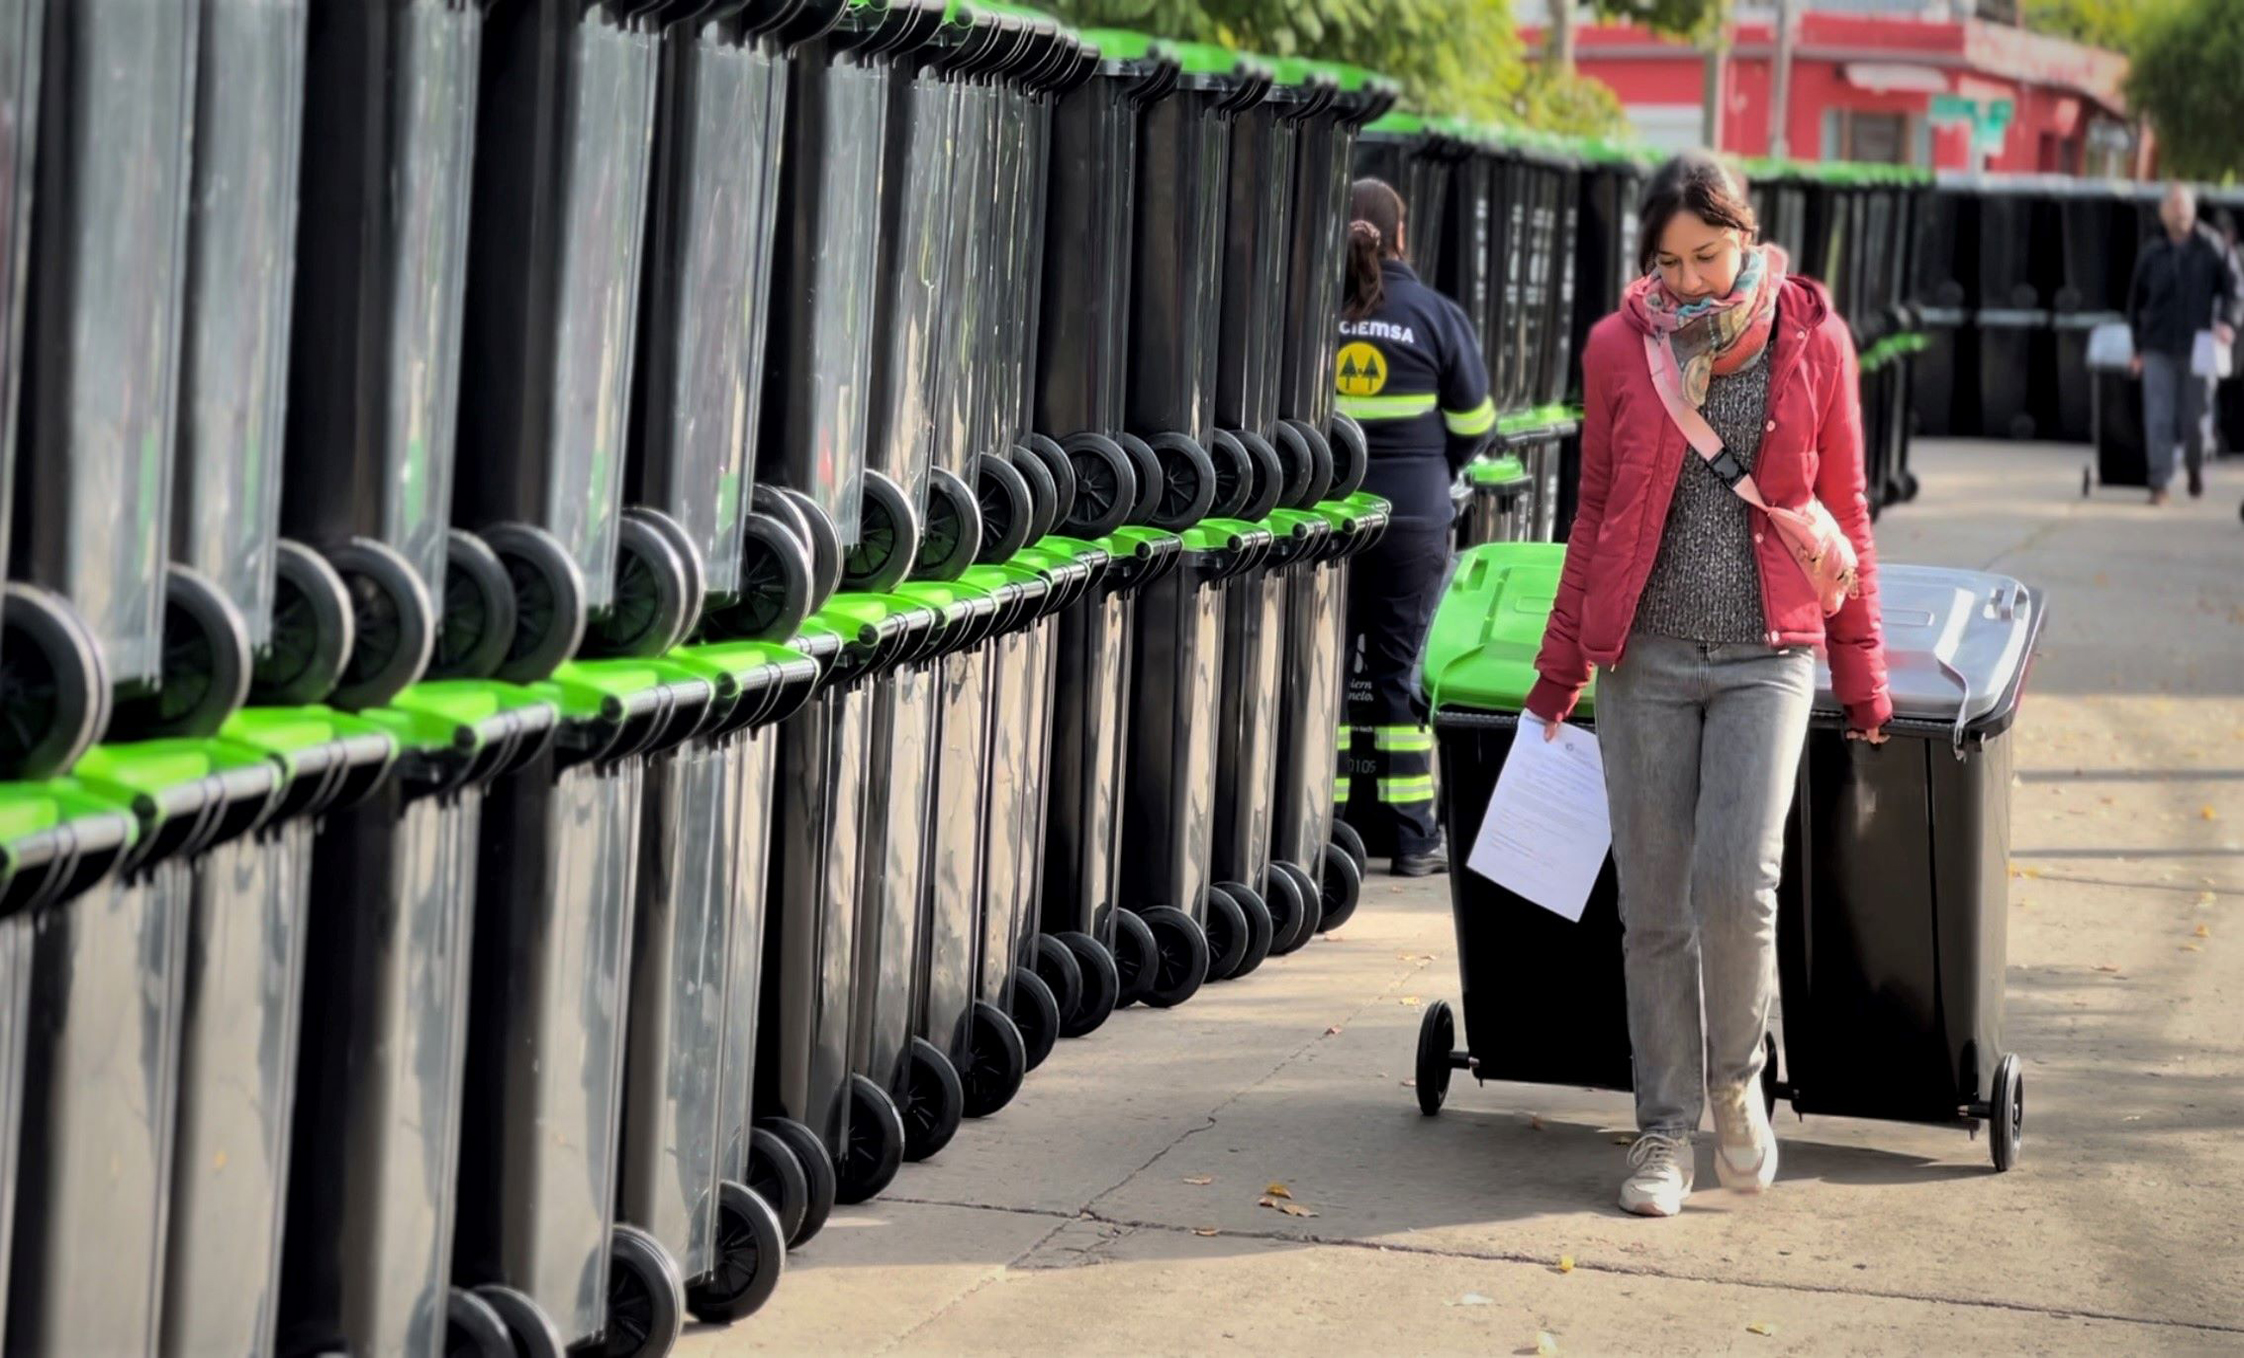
[694,440,2244,1356]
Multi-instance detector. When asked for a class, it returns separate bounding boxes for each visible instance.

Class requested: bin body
[866,62,957,516]
[978,607,1049,1002]
[1033,67,1140,443]
[853,649,940,1100]
[1210,561,1285,890]
[713,723,781,1178]
[1041,569,1138,944]
[1126,85,1229,446]
[1460,461,1532,548]
[2088,322,2147,489]
[919,637,995,1063]
[1118,544,1226,920]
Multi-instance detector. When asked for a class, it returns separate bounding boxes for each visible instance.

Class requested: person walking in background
[1334,176,1494,877]
[2128,183,2237,504]
[1526,153,1889,1217]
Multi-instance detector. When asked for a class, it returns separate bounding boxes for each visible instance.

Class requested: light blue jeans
[2140,350,2211,491]
[1597,633,1815,1139]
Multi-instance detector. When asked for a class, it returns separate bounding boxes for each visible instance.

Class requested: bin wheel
[1416,1000,1456,1115]
[630,506,707,623]
[1055,930,1121,1038]
[1135,905,1210,1009]
[961,999,1028,1118]
[0,584,108,782]
[601,1223,685,1358]
[1111,906,1159,1009]
[745,1125,811,1247]
[1205,429,1257,521]
[108,565,252,742]
[1059,434,1137,540]
[1270,420,1317,509]
[704,513,814,643]
[1147,433,1217,531]
[775,489,842,616]
[1991,1052,2024,1172]
[586,513,695,660]
[425,530,516,681]
[1761,1031,1782,1120]
[1202,885,1251,982]
[445,1284,514,1358]
[1902,470,1920,503]
[1230,429,1287,523]
[1317,840,1364,933]
[1010,966,1062,1073]
[755,1116,836,1246]
[974,453,1035,563]
[1264,861,1317,957]
[1115,432,1165,526]
[916,467,984,582]
[751,484,813,570]
[843,470,922,594]
[1287,418,1338,507]
[482,522,588,686]
[1331,819,1369,877]
[252,539,354,706]
[1031,933,1085,1030]
[836,1073,907,1205]
[1023,433,1079,531]
[470,1284,566,1358]
[1328,414,1370,501]
[1011,444,1060,546]
[902,1035,965,1162]
[686,1180,786,1324]
[1215,881,1275,980]
[327,537,438,711]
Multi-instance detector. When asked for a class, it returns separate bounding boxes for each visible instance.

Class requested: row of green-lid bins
[0,3,1402,1355]
[1411,542,2045,1174]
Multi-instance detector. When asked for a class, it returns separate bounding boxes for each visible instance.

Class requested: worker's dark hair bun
[1346,177,1406,322]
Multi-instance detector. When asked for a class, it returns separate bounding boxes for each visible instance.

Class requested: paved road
[694,440,2244,1356]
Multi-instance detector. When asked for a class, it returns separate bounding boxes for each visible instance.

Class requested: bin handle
[1935,653,1973,757]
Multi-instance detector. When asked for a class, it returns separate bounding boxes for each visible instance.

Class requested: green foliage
[2125,0,2244,180]
[1589,0,1726,44]
[2021,0,2165,51]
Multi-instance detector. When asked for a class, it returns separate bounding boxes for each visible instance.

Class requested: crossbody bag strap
[1642,331,1775,513]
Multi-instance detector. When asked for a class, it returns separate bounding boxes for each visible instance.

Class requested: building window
[1821,109,1912,164]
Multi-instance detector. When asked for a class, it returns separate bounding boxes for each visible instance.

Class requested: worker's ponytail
[1345,177,1406,322]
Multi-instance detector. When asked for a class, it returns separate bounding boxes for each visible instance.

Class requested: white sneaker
[1711,1084,1779,1192]
[1618,1133,1694,1217]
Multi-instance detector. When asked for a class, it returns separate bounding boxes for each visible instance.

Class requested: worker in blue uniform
[1335,176,1494,877]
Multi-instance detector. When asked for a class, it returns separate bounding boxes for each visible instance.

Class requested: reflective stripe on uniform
[1337,392,1438,421]
[1443,397,1497,437]
[1377,775,1436,804]
[1372,725,1433,753]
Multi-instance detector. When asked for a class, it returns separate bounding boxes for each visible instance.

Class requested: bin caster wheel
[1270,420,1317,509]
[1134,905,1209,1009]
[106,565,251,742]
[253,539,355,706]
[470,1284,566,1358]
[974,453,1035,563]
[482,523,588,686]
[1214,881,1275,980]
[836,1073,907,1205]
[1022,433,1079,530]
[327,537,438,711]
[705,513,814,643]
[843,470,921,594]
[1901,470,1921,503]
[1991,1052,2024,1172]
[1238,429,1289,522]
[1296,418,1341,507]
[1416,999,1456,1115]
[1010,444,1060,546]
[1147,433,1217,531]
[1331,819,1369,877]
[1204,429,1257,520]
[961,998,1027,1117]
[1202,885,1251,982]
[1111,906,1159,1009]
[745,1125,811,1246]
[425,530,516,681]
[445,1284,514,1358]
[601,1224,685,1358]
[901,1036,965,1162]
[1010,966,1062,1073]
[756,1116,836,1246]
[1264,860,1318,956]
[1328,414,1369,501]
[776,489,842,616]
[1030,933,1084,1028]
[1115,433,1165,527]
[1317,841,1364,934]
[1060,434,1137,539]
[1055,930,1121,1038]
[586,512,696,659]
[686,1181,787,1324]
[916,467,984,582]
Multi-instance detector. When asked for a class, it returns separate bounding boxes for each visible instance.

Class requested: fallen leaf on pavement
[1324,1026,1343,1037]
[1264,1182,1291,1199]
[2204,806,2219,821]
[2196,923,2212,938]
[2182,944,2202,953]
[2201,892,2219,905]
[1536,1330,1561,1355]
[2021,867,2042,879]
[1448,1293,1493,1307]
[1612,1133,1635,1145]
[2123,1114,2143,1122]
[1258,1197,1317,1217]
[1401,1078,1417,1088]
[1193,1227,1220,1236]
[2095,965,2122,973]
[1400,996,1423,1007]
[1183,1175,1213,1186]
[1747,1322,1776,1337]
[1529,1114,1546,1131]
[1557,1254,1575,1274]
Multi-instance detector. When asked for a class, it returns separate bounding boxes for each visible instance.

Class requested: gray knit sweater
[1633,344,1772,644]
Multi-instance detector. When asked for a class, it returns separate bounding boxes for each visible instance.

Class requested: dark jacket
[1335,260,1493,526]
[2128,224,2239,360]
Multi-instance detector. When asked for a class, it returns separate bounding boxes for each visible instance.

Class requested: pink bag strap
[1642,332,1775,514]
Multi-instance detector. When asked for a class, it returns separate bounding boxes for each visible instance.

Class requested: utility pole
[1769,0,1798,159]
[1700,0,1732,151]
[1546,0,1577,75]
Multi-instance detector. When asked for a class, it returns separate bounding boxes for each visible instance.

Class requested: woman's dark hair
[1344,177,1406,322]
[1635,151,1757,275]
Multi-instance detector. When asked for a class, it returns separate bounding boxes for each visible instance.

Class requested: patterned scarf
[1624,244,1788,409]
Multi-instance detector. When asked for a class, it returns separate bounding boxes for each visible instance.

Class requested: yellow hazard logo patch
[1336,342,1387,397]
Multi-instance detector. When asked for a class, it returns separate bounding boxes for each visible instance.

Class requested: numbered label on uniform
[1336,341,1387,397]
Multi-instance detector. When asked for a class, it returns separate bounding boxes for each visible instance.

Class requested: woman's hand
[1524,712,1563,743]
[1845,726,1889,746]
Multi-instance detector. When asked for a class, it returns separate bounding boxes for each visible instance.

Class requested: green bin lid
[1080,27,1157,62]
[376,679,558,756]
[0,778,135,855]
[1420,542,1595,717]
[1468,455,1531,486]
[1364,110,1424,137]
[1166,40,1251,77]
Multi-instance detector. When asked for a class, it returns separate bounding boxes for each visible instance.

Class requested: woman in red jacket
[1525,153,1890,1217]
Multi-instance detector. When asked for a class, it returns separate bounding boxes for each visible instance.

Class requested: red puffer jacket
[1527,276,1892,732]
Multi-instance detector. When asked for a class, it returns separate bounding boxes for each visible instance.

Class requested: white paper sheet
[1466,720,1611,922]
